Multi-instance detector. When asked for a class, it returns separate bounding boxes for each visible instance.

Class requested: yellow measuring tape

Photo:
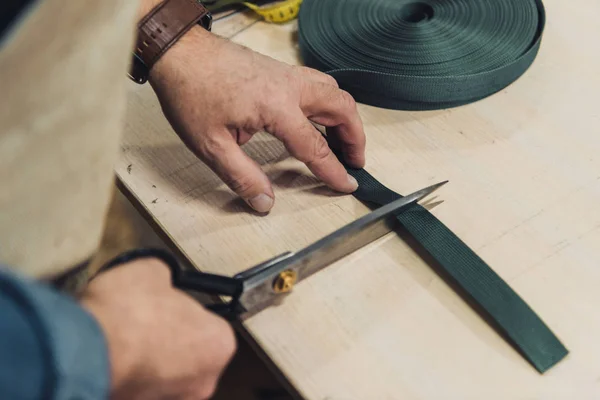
[242,0,303,23]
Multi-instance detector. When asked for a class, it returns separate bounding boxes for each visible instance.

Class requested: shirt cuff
[0,267,110,399]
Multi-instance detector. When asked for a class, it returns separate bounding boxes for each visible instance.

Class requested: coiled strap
[298,0,546,110]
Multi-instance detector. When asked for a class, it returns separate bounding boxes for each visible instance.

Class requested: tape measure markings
[242,0,303,23]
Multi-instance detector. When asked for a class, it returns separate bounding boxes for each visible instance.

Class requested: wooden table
[118,2,600,398]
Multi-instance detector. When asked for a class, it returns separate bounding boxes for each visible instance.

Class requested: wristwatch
[128,0,212,84]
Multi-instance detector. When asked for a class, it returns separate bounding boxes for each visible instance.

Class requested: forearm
[0,267,110,399]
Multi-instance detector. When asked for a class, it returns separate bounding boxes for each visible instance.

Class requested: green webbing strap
[298,0,567,372]
[298,0,546,110]
[345,167,567,372]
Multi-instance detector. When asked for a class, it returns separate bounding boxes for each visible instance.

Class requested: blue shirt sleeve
[0,266,110,400]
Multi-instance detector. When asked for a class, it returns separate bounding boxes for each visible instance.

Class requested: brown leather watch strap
[130,0,211,84]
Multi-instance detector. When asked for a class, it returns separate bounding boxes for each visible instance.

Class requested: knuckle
[264,118,280,136]
[199,135,226,159]
[298,77,313,101]
[299,66,339,87]
[297,65,313,75]
[198,380,219,400]
[311,136,331,163]
[324,74,339,87]
[287,67,304,87]
[226,173,259,198]
[198,314,236,360]
[338,89,357,111]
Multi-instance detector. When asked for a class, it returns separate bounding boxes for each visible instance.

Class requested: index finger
[299,81,366,168]
[270,111,359,194]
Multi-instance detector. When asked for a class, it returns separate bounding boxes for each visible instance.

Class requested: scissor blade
[238,180,447,313]
[291,180,448,279]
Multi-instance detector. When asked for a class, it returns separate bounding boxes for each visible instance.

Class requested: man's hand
[149,27,366,213]
[81,258,236,400]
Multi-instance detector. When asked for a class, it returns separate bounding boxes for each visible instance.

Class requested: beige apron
[0,0,140,283]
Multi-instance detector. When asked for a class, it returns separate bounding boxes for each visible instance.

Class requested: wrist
[149,24,217,85]
[130,0,213,85]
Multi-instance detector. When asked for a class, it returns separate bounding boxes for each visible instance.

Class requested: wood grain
[118,0,600,398]
[211,9,259,39]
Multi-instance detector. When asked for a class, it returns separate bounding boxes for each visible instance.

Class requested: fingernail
[347,175,359,191]
[248,194,274,213]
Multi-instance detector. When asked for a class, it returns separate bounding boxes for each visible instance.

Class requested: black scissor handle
[173,269,241,297]
[97,248,244,318]
[174,269,245,319]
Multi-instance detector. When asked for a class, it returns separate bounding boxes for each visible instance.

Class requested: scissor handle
[173,269,241,296]
[172,270,245,319]
[97,248,245,318]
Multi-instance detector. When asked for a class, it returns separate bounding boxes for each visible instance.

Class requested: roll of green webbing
[300,0,567,373]
[298,0,545,110]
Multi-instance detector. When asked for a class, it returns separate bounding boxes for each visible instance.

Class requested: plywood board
[117,1,600,397]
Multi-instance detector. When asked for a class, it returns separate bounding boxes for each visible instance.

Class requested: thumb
[198,132,275,213]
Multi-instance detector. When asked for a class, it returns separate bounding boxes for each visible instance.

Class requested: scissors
[103,180,447,318]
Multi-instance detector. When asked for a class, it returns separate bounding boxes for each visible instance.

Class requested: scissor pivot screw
[273,270,297,293]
